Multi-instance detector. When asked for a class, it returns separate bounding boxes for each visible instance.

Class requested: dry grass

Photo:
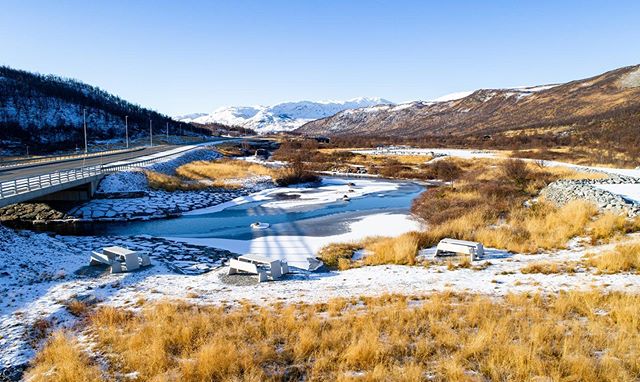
[177,159,274,187]
[412,158,640,254]
[28,292,640,381]
[65,299,89,317]
[474,200,598,253]
[541,165,608,180]
[510,146,639,168]
[585,242,640,274]
[316,242,362,270]
[24,332,103,382]
[362,232,421,266]
[521,261,577,274]
[145,170,207,191]
[317,233,421,269]
[588,213,640,244]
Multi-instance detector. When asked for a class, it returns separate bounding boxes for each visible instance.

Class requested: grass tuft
[24,332,103,382]
[521,261,577,274]
[585,242,640,274]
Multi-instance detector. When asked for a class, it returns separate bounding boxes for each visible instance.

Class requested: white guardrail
[0,156,163,200]
[0,147,145,170]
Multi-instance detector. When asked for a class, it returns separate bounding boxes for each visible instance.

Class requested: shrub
[273,161,320,186]
[427,159,462,183]
[65,299,89,317]
[501,159,530,189]
[316,242,361,269]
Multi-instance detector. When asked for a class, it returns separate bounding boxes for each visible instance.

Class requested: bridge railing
[0,146,145,170]
[0,154,172,201]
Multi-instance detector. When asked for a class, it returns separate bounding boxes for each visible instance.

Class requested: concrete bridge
[0,144,211,208]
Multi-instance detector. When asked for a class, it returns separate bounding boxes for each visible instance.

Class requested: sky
[1,0,639,116]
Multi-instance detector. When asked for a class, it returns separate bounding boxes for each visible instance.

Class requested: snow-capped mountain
[178,97,393,133]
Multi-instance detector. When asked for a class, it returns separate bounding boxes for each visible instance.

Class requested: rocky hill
[0,66,209,154]
[297,65,640,144]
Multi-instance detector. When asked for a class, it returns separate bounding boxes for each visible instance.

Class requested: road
[0,145,180,183]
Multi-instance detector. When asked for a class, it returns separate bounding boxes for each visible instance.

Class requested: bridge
[0,143,219,208]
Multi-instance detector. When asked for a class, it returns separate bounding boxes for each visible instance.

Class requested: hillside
[297,65,640,154]
[0,66,208,154]
[178,97,392,133]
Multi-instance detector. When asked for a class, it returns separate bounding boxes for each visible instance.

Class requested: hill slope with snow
[178,97,392,133]
[297,65,640,142]
[0,66,212,154]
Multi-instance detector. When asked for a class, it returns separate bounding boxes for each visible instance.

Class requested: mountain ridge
[296,65,640,142]
[178,97,392,133]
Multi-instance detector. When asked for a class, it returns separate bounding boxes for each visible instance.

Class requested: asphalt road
[0,145,179,183]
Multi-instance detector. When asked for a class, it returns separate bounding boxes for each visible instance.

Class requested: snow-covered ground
[3,219,640,372]
[353,147,498,160]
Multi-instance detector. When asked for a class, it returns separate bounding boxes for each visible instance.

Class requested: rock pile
[540,174,640,217]
[0,203,70,223]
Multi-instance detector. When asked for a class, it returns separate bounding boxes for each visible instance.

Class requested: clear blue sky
[1,0,638,116]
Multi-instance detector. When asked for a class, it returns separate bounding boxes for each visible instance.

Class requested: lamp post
[149,119,153,147]
[125,115,129,148]
[83,107,88,154]
[166,122,169,141]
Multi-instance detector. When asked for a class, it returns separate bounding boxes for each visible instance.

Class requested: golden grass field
[177,159,274,187]
[145,159,276,191]
[26,291,640,381]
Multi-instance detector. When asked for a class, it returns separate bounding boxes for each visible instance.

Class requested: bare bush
[501,159,530,188]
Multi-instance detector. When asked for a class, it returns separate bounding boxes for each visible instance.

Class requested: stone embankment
[540,173,640,217]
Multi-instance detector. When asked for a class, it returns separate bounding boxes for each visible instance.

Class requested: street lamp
[125,115,129,149]
[83,107,88,154]
[149,119,153,147]
[166,122,169,141]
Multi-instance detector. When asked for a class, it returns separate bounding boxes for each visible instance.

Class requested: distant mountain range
[0,66,210,154]
[297,65,640,145]
[177,97,392,133]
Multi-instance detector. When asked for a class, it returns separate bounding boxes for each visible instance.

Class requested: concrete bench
[238,254,289,280]
[435,238,484,261]
[228,255,291,281]
[90,246,152,273]
[228,258,267,282]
